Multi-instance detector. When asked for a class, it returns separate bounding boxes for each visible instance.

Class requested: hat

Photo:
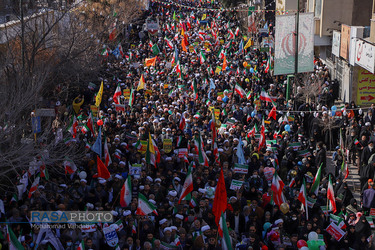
[159,218,168,225]
[115,174,123,179]
[168,190,177,197]
[174,177,181,182]
[175,214,184,220]
[201,225,210,232]
[164,227,172,233]
[155,178,162,182]
[170,226,178,231]
[275,219,283,225]
[99,179,106,184]
[123,210,131,216]
[111,211,118,216]
[366,122,371,126]
[147,176,153,182]
[60,184,67,188]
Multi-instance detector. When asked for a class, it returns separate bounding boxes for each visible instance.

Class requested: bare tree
[0,0,142,192]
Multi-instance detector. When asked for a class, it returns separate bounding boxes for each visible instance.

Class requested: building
[306,0,373,104]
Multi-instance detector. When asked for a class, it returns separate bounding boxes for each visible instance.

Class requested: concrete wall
[320,0,353,37]
[352,0,372,27]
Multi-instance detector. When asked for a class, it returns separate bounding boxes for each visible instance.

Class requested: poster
[163,139,172,153]
[332,31,341,57]
[123,89,130,99]
[326,222,345,241]
[233,163,248,174]
[248,6,256,34]
[137,141,148,154]
[214,109,221,121]
[357,68,375,106]
[340,25,351,60]
[103,224,119,247]
[355,39,375,74]
[230,180,244,191]
[274,13,314,75]
[130,164,142,178]
[266,140,276,148]
[90,105,98,117]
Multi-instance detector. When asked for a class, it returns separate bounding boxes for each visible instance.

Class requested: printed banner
[103,224,119,247]
[266,140,277,148]
[130,164,142,178]
[138,141,148,154]
[123,89,130,99]
[274,13,314,75]
[233,163,249,174]
[357,68,375,106]
[230,180,244,191]
[163,139,173,153]
[326,222,345,241]
[307,196,317,208]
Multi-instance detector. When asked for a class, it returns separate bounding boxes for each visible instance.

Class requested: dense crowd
[3,0,375,249]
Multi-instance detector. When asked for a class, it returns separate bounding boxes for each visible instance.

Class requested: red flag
[268,106,277,120]
[97,155,110,179]
[212,168,227,225]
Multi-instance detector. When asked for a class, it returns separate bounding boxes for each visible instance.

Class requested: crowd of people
[3,0,375,249]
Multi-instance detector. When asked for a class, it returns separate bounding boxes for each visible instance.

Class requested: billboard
[357,68,375,106]
[355,39,375,74]
[340,25,351,60]
[274,13,314,75]
[332,31,341,57]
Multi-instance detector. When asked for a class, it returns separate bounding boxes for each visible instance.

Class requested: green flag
[310,163,323,195]
[152,44,160,56]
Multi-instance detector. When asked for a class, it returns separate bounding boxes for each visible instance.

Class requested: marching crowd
[3,0,375,249]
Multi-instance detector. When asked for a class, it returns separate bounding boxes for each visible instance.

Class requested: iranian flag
[200,51,206,64]
[77,240,85,250]
[87,112,94,136]
[64,159,77,174]
[260,89,274,103]
[129,87,134,107]
[120,175,132,207]
[192,79,198,100]
[271,172,286,207]
[228,29,234,39]
[327,175,337,213]
[113,84,122,104]
[194,135,209,167]
[265,57,270,73]
[235,27,240,36]
[7,225,24,250]
[218,212,233,250]
[246,91,252,100]
[310,163,322,195]
[136,193,158,216]
[104,137,112,167]
[288,178,295,188]
[218,48,225,59]
[298,178,309,220]
[175,60,181,75]
[234,84,246,98]
[67,115,78,138]
[165,37,173,49]
[28,176,40,198]
[341,161,349,179]
[178,163,193,204]
[179,114,186,131]
[132,222,137,234]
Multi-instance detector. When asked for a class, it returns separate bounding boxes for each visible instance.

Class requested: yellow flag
[181,27,185,36]
[244,38,252,50]
[148,132,155,154]
[137,75,145,91]
[95,81,103,107]
[202,14,206,20]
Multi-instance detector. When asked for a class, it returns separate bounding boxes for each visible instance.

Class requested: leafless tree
[0,0,142,192]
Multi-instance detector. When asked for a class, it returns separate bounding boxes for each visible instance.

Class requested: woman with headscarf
[355,215,371,239]
[346,198,359,215]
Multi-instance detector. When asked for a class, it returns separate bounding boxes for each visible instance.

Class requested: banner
[247,6,256,34]
[332,31,341,57]
[123,89,130,99]
[138,141,148,154]
[233,163,249,174]
[130,164,142,178]
[289,142,301,151]
[214,109,221,121]
[326,222,345,241]
[357,68,375,106]
[230,180,244,190]
[103,225,119,247]
[355,39,375,74]
[340,25,351,60]
[175,148,188,158]
[90,105,98,117]
[274,13,314,75]
[266,140,276,148]
[307,196,317,208]
[163,139,172,153]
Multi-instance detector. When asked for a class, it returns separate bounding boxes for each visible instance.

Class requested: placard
[230,180,244,191]
[163,139,172,153]
[123,89,130,99]
[130,164,142,178]
[103,224,119,247]
[332,30,341,57]
[233,163,248,174]
[326,222,345,241]
[90,105,98,117]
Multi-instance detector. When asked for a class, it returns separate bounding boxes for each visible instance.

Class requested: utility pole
[20,0,25,73]
[293,0,300,110]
